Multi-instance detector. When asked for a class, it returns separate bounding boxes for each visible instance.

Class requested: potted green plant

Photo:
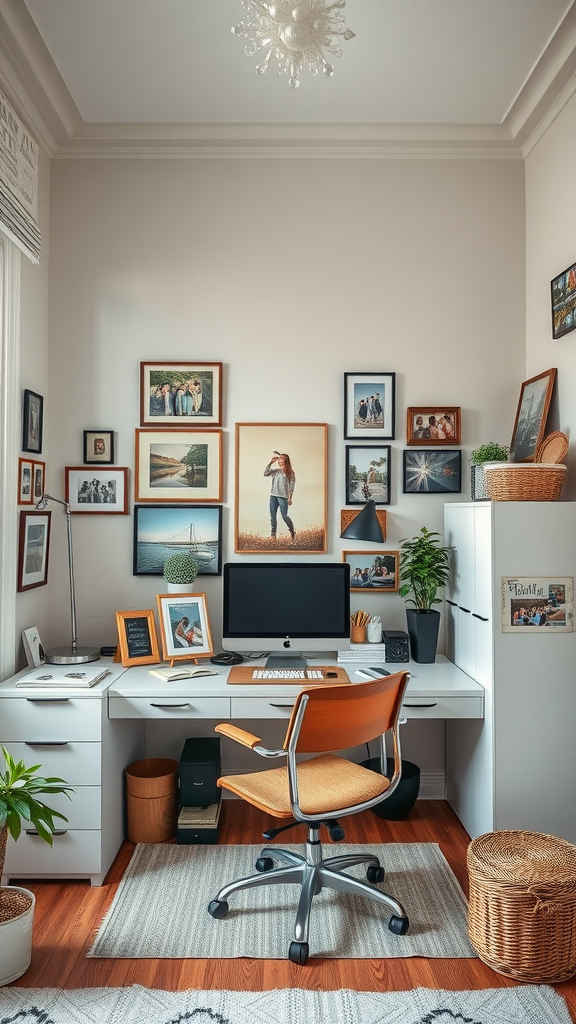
[0,746,72,985]
[470,442,509,500]
[163,552,198,593]
[398,527,452,663]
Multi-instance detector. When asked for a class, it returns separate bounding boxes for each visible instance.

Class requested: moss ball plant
[470,442,509,465]
[163,552,198,585]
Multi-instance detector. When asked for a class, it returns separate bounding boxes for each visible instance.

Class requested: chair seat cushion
[218,752,391,818]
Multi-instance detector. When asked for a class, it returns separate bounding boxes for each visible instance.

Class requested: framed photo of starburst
[403,449,461,493]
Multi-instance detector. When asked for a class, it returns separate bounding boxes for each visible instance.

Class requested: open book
[149,666,218,682]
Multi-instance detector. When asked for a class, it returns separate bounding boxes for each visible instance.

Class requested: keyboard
[251,669,325,680]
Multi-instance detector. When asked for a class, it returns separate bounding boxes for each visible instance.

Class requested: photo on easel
[156,593,214,664]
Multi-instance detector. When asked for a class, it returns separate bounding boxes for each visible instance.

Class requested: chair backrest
[283,672,409,754]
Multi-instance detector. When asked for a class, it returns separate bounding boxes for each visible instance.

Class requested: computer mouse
[210,651,244,665]
[326,671,338,678]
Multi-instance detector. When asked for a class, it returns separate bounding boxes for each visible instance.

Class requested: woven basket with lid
[467,830,576,982]
[483,431,568,501]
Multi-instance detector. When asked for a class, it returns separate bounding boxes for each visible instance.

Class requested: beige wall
[526,91,576,497]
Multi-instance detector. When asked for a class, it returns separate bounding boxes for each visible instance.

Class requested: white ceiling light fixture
[232,0,355,88]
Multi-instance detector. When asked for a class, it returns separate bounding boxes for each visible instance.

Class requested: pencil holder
[351,624,367,643]
[367,621,382,643]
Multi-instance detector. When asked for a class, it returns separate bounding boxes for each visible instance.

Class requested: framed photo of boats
[133,504,223,576]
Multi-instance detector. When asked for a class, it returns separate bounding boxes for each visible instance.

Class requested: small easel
[168,655,211,669]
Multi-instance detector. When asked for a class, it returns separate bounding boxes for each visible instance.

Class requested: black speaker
[383,630,410,663]
[179,737,221,807]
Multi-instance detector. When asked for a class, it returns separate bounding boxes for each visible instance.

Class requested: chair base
[208,832,409,963]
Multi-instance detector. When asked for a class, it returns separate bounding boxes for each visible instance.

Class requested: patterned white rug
[88,842,475,959]
[0,985,572,1024]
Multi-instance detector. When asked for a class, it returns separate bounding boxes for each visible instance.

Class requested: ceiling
[2,0,576,155]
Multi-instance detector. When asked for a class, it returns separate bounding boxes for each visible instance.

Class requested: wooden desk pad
[227,665,351,684]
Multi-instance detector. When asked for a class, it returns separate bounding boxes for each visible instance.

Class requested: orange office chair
[207,671,411,964]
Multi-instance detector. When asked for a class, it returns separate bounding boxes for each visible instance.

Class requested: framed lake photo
[17,509,51,592]
[115,609,160,667]
[345,445,390,505]
[140,361,222,427]
[406,407,460,445]
[22,389,43,454]
[65,467,129,513]
[509,368,556,463]
[403,449,462,493]
[133,504,222,576]
[135,429,223,503]
[344,373,395,440]
[235,423,327,554]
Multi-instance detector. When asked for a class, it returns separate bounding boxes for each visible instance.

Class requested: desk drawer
[0,696,102,741]
[3,829,101,876]
[108,696,230,719]
[2,741,102,785]
[231,697,297,720]
[402,695,484,719]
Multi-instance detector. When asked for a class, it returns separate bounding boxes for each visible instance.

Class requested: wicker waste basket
[125,758,179,844]
[467,830,576,983]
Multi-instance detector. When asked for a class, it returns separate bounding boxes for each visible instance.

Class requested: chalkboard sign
[116,610,160,667]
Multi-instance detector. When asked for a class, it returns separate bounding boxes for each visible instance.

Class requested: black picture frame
[343,373,395,440]
[551,262,576,339]
[345,445,391,505]
[22,389,43,454]
[83,429,115,464]
[133,504,223,576]
[17,509,51,591]
[403,449,462,493]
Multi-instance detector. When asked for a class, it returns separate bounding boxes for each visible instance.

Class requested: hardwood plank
[7,799,576,1022]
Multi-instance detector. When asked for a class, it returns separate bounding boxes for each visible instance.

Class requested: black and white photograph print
[18,457,34,505]
[509,368,556,463]
[344,373,395,440]
[345,445,390,505]
[65,467,129,514]
[403,449,461,493]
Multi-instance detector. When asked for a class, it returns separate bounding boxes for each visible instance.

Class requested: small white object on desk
[149,666,218,682]
[15,666,111,688]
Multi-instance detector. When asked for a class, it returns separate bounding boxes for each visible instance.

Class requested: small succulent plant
[163,552,198,585]
[470,442,509,465]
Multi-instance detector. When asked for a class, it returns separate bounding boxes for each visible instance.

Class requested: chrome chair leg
[216,863,304,903]
[319,864,406,919]
[323,852,379,872]
[293,865,318,943]
[259,845,305,868]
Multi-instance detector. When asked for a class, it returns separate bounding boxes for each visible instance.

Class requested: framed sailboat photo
[132,504,223,576]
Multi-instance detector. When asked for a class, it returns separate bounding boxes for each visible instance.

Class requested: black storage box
[179,737,221,807]
[177,801,221,844]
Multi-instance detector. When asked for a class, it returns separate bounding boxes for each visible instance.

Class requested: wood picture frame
[133,504,223,576]
[65,467,129,513]
[343,550,399,592]
[509,367,557,463]
[403,449,462,493]
[156,593,214,664]
[345,445,391,505]
[340,508,387,540]
[140,361,222,427]
[235,422,328,554]
[22,389,43,454]
[344,373,395,440]
[32,460,45,501]
[115,609,160,666]
[406,407,461,445]
[18,457,34,504]
[83,429,115,464]
[135,428,223,503]
[17,509,51,592]
[551,262,576,339]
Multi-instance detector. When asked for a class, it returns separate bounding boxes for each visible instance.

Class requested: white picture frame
[22,626,46,667]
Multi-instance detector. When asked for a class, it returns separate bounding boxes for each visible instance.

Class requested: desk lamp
[340,499,384,543]
[35,493,100,665]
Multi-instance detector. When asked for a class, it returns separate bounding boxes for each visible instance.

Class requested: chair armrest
[215,723,262,748]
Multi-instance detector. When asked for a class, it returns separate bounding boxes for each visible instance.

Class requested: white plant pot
[0,885,35,985]
[165,581,196,593]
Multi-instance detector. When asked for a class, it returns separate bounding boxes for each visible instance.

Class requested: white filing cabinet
[0,665,143,886]
[443,500,576,844]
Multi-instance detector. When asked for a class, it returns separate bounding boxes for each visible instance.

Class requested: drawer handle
[26,829,68,836]
[472,613,490,621]
[446,600,457,606]
[269,703,295,709]
[459,607,471,614]
[149,702,191,708]
[402,702,438,708]
[25,741,70,747]
[26,698,71,703]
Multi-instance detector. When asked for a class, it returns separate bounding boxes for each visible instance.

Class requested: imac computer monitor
[222,561,351,667]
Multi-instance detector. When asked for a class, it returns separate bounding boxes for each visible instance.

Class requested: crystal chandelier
[232,1,355,88]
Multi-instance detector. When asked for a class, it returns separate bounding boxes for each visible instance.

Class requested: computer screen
[222,561,351,666]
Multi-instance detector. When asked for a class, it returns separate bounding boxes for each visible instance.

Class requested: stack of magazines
[15,666,112,688]
[337,642,386,663]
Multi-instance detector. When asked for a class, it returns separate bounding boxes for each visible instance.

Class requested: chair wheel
[208,899,229,919]
[367,864,385,884]
[255,856,275,872]
[388,914,409,935]
[289,940,309,965]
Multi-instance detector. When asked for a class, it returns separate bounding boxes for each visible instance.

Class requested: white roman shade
[0,89,42,264]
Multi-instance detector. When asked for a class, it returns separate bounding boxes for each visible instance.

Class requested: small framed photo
[345,445,390,505]
[65,467,129,513]
[403,449,462,493]
[17,509,51,592]
[32,460,45,501]
[501,577,573,633]
[140,361,222,427]
[551,262,576,339]
[133,504,222,576]
[83,430,115,464]
[344,373,395,440]
[22,389,43,453]
[22,626,46,667]
[115,610,160,666]
[156,593,214,663]
[135,429,223,503]
[18,457,34,504]
[509,367,557,463]
[406,407,460,445]
[343,550,399,592]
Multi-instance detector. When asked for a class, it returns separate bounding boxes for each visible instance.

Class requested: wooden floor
[7,799,576,1019]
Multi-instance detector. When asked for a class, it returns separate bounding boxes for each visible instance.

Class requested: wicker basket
[467,830,576,983]
[483,462,566,501]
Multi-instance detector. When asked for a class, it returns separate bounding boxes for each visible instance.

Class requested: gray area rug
[0,985,572,1024]
[88,842,475,959]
